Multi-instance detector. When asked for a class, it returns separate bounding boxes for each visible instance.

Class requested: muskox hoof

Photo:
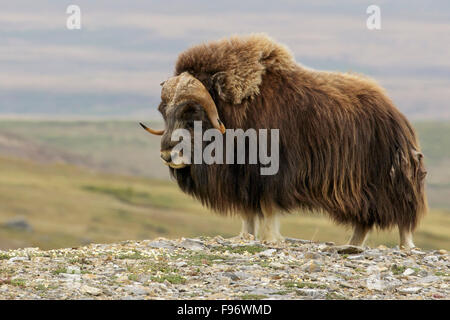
[260,238,285,245]
[399,228,416,250]
[400,245,416,250]
[258,234,285,244]
[230,232,256,242]
[399,243,416,250]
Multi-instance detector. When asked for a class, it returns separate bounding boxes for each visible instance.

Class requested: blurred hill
[0,120,448,250]
[0,120,168,179]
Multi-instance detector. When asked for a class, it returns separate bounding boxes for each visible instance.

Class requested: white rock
[8,257,28,263]
[249,288,275,295]
[175,262,187,267]
[125,285,148,295]
[296,288,327,298]
[81,285,102,296]
[148,240,175,250]
[347,255,364,260]
[61,273,81,282]
[402,268,416,276]
[398,287,422,294]
[269,262,285,269]
[179,239,204,251]
[423,256,438,263]
[340,281,356,289]
[259,249,276,257]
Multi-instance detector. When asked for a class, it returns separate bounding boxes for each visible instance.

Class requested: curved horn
[139,122,164,135]
[177,73,226,134]
[191,81,226,134]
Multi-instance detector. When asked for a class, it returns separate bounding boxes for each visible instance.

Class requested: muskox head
[140,72,226,169]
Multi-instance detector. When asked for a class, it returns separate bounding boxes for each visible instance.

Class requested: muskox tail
[390,144,428,232]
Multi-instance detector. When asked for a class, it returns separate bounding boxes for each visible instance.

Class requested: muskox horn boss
[140,72,226,135]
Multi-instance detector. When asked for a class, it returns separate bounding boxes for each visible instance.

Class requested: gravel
[0,236,448,300]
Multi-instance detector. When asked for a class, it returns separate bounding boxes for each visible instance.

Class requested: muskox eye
[180,105,198,119]
[186,121,194,129]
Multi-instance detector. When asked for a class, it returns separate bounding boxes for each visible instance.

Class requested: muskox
[141,34,427,248]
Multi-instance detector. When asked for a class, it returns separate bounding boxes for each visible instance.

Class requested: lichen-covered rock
[0,237,448,300]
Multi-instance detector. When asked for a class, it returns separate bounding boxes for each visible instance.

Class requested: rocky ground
[0,236,448,300]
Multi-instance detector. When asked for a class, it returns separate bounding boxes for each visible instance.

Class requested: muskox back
[171,34,427,232]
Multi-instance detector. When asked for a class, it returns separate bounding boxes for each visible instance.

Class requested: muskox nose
[160,150,172,163]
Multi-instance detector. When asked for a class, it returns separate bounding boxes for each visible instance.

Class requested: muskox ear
[211,71,229,102]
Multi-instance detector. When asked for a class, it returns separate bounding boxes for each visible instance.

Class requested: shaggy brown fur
[167,34,427,232]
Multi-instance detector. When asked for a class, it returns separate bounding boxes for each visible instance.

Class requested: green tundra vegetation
[0,120,448,250]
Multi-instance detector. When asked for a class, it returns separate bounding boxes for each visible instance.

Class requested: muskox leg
[256,204,284,243]
[399,227,415,249]
[348,224,370,246]
[238,215,257,239]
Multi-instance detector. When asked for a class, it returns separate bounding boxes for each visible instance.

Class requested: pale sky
[1,0,449,119]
